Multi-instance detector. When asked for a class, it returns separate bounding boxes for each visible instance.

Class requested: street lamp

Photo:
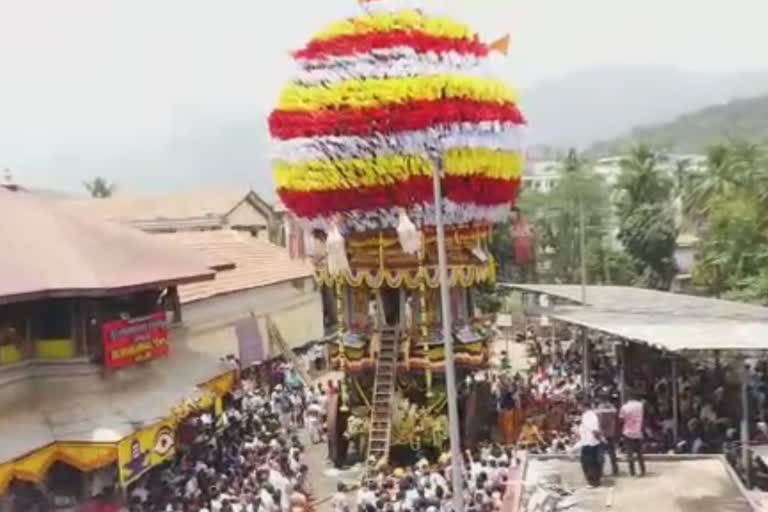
[431,160,465,512]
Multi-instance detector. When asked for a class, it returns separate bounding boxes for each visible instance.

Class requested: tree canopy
[515,150,637,286]
[684,141,768,302]
[614,145,678,290]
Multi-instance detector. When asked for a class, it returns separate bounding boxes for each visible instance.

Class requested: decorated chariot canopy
[269,0,526,287]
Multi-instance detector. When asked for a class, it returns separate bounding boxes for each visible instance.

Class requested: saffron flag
[489,34,511,55]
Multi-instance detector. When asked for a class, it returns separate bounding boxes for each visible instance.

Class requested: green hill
[590,95,768,155]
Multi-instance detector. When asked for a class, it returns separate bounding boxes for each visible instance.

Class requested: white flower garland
[295,51,489,86]
[295,200,512,233]
[272,122,525,163]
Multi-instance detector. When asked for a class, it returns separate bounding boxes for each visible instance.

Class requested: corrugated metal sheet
[502,284,768,352]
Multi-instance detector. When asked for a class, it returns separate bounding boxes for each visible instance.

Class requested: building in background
[158,230,325,362]
[67,189,280,241]
[672,232,701,292]
[524,152,707,194]
[522,160,562,194]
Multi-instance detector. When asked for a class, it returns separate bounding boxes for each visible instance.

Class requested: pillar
[671,356,679,446]
[741,361,751,488]
[581,328,590,395]
[618,341,626,405]
[419,282,432,397]
[168,286,182,324]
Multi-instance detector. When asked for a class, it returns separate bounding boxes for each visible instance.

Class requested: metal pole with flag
[432,159,465,512]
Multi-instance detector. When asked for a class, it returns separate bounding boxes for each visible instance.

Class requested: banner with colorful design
[0,443,117,495]
[102,312,169,371]
[117,420,176,487]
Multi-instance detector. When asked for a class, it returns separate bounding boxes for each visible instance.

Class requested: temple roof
[0,188,214,304]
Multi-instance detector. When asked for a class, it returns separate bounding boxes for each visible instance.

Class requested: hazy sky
[2,0,768,194]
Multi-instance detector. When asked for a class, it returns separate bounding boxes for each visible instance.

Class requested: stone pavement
[302,370,363,511]
[523,456,752,512]
[298,425,363,512]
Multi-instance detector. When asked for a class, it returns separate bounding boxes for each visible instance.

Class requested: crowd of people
[485,325,768,488]
[117,364,327,512]
[71,324,768,512]
[334,444,521,512]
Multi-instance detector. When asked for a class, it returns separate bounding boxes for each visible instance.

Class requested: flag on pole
[489,34,511,55]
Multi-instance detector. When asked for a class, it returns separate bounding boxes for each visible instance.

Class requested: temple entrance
[380,288,400,328]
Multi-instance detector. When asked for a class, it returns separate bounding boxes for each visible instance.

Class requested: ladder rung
[368,330,400,469]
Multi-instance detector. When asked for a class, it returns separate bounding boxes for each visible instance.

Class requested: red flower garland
[278,176,520,218]
[269,99,526,140]
[294,30,488,60]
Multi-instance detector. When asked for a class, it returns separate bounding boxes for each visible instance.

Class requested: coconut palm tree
[614,145,678,290]
[83,177,116,198]
[688,141,768,299]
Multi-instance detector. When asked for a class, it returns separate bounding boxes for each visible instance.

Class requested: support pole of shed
[671,356,679,446]
[521,292,528,338]
[618,341,626,405]
[741,360,751,488]
[581,327,590,396]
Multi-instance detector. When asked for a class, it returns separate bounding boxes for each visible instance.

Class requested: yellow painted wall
[182,279,324,360]
[270,295,324,350]
[35,339,76,360]
[0,345,22,365]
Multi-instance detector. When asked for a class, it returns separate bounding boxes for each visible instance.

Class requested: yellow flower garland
[274,147,523,192]
[316,262,495,289]
[444,147,523,179]
[312,10,474,42]
[277,75,517,112]
[274,154,431,191]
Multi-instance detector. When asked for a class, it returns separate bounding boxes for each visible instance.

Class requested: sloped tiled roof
[0,188,215,303]
[66,189,273,225]
[157,230,314,304]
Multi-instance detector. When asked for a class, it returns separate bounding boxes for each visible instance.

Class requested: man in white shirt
[306,400,324,444]
[357,481,377,509]
[331,483,350,512]
[577,399,603,487]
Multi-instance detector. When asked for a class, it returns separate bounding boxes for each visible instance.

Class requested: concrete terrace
[522,455,753,512]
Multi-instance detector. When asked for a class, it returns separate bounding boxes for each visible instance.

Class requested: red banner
[102,312,169,370]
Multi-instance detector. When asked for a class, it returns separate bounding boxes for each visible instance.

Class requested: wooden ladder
[366,326,399,467]
[266,316,311,385]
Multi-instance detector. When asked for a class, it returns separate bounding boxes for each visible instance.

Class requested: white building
[522,160,562,194]
[524,152,708,194]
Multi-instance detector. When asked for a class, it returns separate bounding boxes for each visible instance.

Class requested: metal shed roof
[501,284,768,353]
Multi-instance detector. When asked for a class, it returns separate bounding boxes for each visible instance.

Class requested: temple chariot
[268,0,526,466]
